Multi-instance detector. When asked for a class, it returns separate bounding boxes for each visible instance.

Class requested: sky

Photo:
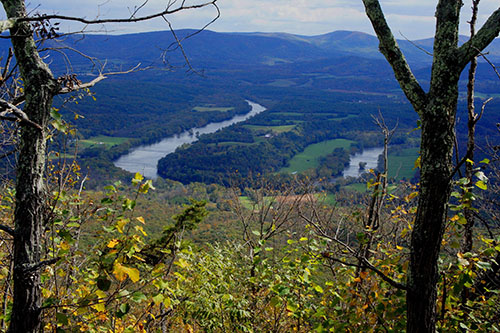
[3,0,500,39]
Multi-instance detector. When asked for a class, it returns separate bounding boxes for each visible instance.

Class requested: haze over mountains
[39,29,500,68]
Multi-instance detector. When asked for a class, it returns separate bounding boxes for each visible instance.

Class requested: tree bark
[1,0,57,331]
[361,0,500,332]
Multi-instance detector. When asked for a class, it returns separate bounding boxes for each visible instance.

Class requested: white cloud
[0,0,499,38]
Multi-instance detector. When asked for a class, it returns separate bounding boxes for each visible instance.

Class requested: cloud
[0,0,498,39]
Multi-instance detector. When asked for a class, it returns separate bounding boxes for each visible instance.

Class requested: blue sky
[4,1,500,39]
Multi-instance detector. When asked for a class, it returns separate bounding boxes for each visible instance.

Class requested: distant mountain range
[20,29,497,72]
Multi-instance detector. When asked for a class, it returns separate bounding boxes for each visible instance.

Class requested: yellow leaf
[116,218,129,233]
[414,156,421,169]
[114,262,140,283]
[60,241,70,251]
[396,245,403,250]
[134,225,147,236]
[136,216,145,224]
[107,239,120,248]
[126,266,140,283]
[113,262,128,282]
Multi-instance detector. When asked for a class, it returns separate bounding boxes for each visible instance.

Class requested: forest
[0,0,499,332]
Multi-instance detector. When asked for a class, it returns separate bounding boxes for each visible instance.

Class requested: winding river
[114,101,267,179]
[342,147,384,178]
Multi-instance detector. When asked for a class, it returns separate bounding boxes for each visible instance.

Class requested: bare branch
[0,19,15,33]
[457,6,500,70]
[323,253,408,291]
[0,98,42,130]
[361,0,427,114]
[0,224,15,236]
[56,64,146,94]
[450,97,492,178]
[15,1,218,26]
[22,257,60,273]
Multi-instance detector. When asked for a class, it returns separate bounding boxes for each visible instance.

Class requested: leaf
[56,312,69,325]
[116,218,129,233]
[97,277,111,291]
[107,239,120,248]
[113,263,140,282]
[414,156,421,169]
[131,291,148,303]
[475,180,487,190]
[136,216,145,224]
[134,225,147,236]
[132,172,144,185]
[314,284,324,293]
[152,293,164,305]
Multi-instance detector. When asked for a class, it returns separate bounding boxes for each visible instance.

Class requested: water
[114,101,266,179]
[343,147,384,178]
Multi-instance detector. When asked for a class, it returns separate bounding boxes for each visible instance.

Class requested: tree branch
[56,64,145,94]
[0,224,15,236]
[22,257,60,273]
[0,98,42,130]
[57,74,106,95]
[361,0,427,114]
[0,19,15,33]
[457,6,500,70]
[15,1,218,26]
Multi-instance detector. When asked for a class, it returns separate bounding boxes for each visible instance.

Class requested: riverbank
[114,101,267,178]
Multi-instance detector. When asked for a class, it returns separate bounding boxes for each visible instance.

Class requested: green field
[388,147,419,180]
[193,106,234,112]
[244,124,296,133]
[80,136,129,148]
[345,183,368,193]
[280,139,354,174]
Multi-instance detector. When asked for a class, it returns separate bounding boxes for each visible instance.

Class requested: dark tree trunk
[407,102,456,332]
[361,1,500,332]
[2,1,56,331]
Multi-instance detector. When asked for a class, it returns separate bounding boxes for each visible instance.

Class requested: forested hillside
[5,28,495,185]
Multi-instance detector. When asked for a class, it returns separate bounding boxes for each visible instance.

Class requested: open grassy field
[280,138,354,174]
[80,136,129,148]
[345,183,368,193]
[388,147,419,180]
[244,124,296,133]
[193,106,235,112]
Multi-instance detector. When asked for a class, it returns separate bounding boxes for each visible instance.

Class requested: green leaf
[131,292,148,303]
[56,312,69,325]
[314,284,324,293]
[152,293,164,305]
[97,277,111,291]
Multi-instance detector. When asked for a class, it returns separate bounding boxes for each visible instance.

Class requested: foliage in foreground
[0,169,498,332]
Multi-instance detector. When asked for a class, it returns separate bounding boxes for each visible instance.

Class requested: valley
[7,28,496,189]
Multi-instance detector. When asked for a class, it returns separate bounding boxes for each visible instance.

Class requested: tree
[0,1,218,331]
[361,1,500,331]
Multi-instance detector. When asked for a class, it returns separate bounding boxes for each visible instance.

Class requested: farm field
[388,147,419,181]
[280,138,354,174]
[193,106,235,112]
[79,136,130,148]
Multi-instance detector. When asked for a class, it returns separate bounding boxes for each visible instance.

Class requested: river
[342,147,384,178]
[114,101,267,179]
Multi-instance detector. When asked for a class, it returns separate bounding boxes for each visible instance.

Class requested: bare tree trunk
[2,1,56,331]
[461,0,481,255]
